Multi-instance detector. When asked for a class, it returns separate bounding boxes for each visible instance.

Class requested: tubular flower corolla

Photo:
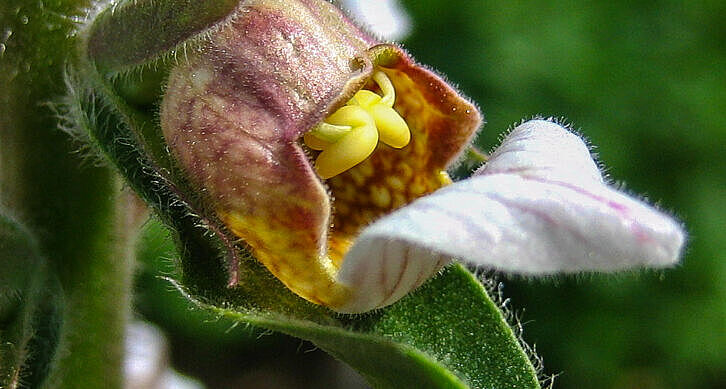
[160,0,685,313]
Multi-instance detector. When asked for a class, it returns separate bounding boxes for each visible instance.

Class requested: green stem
[44,181,135,389]
[0,1,135,388]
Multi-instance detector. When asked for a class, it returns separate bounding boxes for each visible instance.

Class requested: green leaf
[0,213,62,389]
[73,1,543,387]
[136,217,540,388]
[185,264,541,389]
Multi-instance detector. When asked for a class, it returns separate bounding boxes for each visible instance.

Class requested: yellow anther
[303,132,331,150]
[303,70,411,178]
[326,104,375,128]
[315,106,378,179]
[309,122,353,143]
[373,71,395,107]
[304,121,352,150]
[348,90,382,108]
[369,104,410,148]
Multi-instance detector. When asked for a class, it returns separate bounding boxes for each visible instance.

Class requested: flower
[160,0,684,313]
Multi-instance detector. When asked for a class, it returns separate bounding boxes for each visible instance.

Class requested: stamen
[369,104,410,148]
[305,122,353,150]
[348,90,382,108]
[303,70,411,178]
[303,132,331,151]
[315,106,378,179]
[373,71,395,107]
[310,122,353,142]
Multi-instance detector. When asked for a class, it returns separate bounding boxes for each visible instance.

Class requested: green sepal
[87,0,240,75]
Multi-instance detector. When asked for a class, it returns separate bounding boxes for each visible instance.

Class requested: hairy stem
[0,1,135,387]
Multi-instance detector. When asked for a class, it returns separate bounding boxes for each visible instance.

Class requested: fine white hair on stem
[336,119,685,313]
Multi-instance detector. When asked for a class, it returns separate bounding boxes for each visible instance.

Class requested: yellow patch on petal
[220,211,352,308]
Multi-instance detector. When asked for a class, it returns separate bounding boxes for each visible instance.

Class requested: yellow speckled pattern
[325,67,457,266]
[220,211,352,307]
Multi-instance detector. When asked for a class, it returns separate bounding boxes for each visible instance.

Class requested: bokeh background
[133,1,726,388]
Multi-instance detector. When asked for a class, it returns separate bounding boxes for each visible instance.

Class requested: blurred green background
[133,1,726,388]
[401,1,726,388]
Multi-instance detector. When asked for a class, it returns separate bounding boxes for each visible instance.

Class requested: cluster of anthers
[303,71,411,179]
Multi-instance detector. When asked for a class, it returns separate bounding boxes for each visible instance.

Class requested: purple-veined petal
[479,120,603,187]
[335,119,685,313]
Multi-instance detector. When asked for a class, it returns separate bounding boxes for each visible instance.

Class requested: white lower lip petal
[336,119,685,313]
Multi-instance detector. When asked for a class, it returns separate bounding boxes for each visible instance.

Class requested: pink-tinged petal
[478,120,603,187]
[337,120,685,312]
[340,0,412,41]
